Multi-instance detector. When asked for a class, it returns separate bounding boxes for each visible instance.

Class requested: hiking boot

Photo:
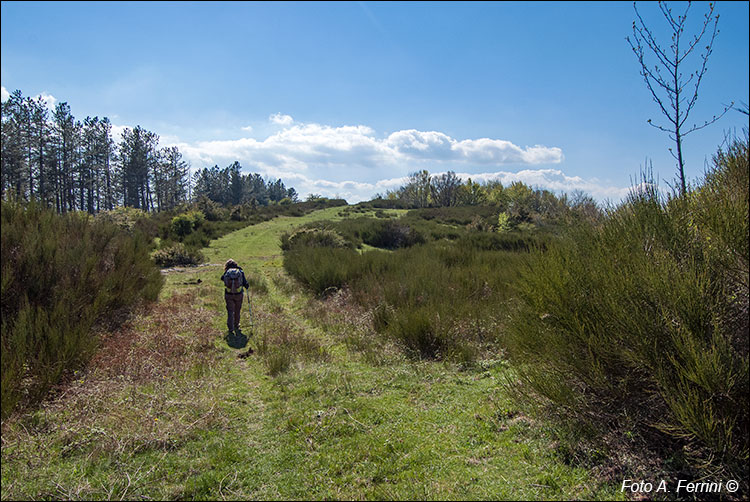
[238,347,254,358]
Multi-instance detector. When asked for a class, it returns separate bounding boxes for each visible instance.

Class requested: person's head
[225,259,239,271]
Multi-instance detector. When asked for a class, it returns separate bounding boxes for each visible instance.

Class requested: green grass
[1,205,623,501]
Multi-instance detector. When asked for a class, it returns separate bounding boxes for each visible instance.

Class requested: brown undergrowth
[87,291,217,382]
[301,286,402,366]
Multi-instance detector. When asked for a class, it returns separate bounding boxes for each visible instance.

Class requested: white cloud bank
[173,121,563,171]
[162,118,630,203]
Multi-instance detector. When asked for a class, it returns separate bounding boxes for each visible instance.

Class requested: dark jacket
[221,267,250,294]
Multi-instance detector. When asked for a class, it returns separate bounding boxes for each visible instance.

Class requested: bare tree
[627,1,732,195]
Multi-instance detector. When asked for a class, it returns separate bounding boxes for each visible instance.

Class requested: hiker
[221,259,250,337]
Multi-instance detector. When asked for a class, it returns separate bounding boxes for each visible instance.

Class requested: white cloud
[0,87,57,109]
[269,112,294,125]
[241,125,254,132]
[143,117,628,204]
[177,121,562,174]
[110,124,129,144]
[385,130,564,164]
[37,92,57,109]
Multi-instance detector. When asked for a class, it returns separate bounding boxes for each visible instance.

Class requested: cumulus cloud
[385,130,564,164]
[154,117,627,203]
[0,86,57,109]
[269,112,294,125]
[37,92,57,109]
[177,121,562,174]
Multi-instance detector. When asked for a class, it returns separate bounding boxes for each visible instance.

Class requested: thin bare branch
[683,104,733,136]
[629,1,727,195]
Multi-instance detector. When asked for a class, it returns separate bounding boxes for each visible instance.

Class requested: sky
[1,1,748,204]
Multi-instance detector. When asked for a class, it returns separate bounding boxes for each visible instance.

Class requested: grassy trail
[1,207,623,500]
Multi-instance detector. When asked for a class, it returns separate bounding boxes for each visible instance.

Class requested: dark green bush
[504,134,749,480]
[170,210,205,237]
[318,217,431,250]
[1,202,163,417]
[364,220,425,249]
[283,247,363,296]
[280,227,352,251]
[152,243,205,267]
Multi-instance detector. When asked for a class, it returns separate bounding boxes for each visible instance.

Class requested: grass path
[1,207,624,500]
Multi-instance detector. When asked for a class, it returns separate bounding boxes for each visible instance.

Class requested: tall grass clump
[504,134,749,481]
[1,201,163,418]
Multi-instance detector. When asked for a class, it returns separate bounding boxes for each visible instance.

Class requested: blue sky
[2,1,748,203]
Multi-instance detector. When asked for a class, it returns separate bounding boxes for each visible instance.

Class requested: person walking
[221,259,250,337]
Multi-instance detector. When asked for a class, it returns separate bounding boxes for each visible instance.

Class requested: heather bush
[1,202,163,417]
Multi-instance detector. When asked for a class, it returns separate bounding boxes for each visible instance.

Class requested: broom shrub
[504,133,749,480]
[1,202,163,418]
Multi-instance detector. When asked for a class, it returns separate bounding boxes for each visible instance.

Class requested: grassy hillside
[0,205,622,500]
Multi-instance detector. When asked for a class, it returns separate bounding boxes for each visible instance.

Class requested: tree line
[383,169,600,223]
[0,89,297,214]
[190,162,297,207]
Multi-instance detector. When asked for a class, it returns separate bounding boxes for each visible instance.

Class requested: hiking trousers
[225,292,243,331]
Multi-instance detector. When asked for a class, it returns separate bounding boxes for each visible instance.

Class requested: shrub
[96,206,148,231]
[152,243,205,268]
[497,212,512,232]
[362,220,424,249]
[283,247,362,296]
[1,202,163,417]
[171,214,192,237]
[504,134,749,480]
[169,210,205,238]
[280,227,351,251]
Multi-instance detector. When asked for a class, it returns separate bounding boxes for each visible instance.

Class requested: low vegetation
[280,134,749,492]
[1,132,746,499]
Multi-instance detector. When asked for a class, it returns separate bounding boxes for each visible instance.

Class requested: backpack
[223,268,243,293]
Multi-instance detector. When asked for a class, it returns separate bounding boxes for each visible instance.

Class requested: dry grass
[301,287,403,366]
[253,301,329,376]
[1,291,231,484]
[86,291,217,383]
